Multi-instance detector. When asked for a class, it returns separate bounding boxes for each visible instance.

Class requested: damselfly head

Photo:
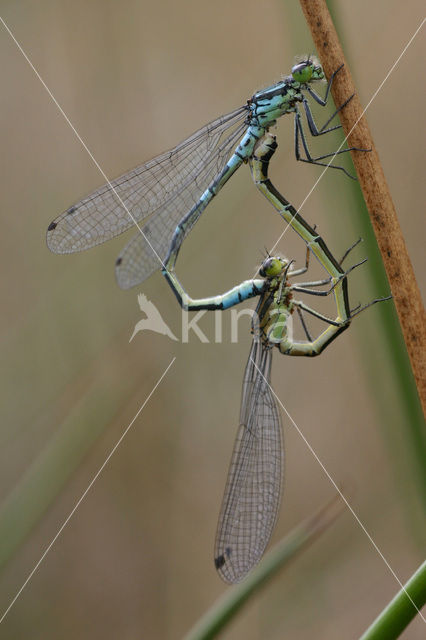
[259,256,288,278]
[291,55,323,84]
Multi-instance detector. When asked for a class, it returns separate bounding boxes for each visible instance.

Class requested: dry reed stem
[299,0,425,415]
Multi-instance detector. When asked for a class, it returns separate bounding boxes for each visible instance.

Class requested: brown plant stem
[298,0,425,416]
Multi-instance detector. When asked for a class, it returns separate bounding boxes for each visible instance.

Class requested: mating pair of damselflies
[47,57,389,583]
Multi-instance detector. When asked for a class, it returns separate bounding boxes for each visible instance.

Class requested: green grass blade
[359,560,426,640]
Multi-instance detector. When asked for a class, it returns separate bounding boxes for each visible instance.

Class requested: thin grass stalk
[184,495,344,640]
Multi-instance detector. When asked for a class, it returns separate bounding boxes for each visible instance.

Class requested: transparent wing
[115,120,247,288]
[46,107,247,254]
[214,340,284,583]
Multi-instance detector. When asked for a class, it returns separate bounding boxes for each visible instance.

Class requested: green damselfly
[163,134,390,583]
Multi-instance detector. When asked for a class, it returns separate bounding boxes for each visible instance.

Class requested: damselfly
[163,135,390,583]
[46,57,365,288]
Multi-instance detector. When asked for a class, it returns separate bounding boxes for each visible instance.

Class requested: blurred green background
[0,1,424,638]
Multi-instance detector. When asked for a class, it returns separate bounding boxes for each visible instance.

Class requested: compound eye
[260,257,284,278]
[291,61,313,83]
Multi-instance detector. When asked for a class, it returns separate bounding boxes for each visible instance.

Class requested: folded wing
[214,339,284,583]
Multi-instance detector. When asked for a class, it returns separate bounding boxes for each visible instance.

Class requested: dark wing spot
[214,546,232,569]
[47,221,57,231]
[67,206,77,215]
[116,257,122,266]
[214,555,226,569]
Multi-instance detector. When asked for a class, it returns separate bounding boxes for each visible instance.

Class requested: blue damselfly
[47,58,364,287]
